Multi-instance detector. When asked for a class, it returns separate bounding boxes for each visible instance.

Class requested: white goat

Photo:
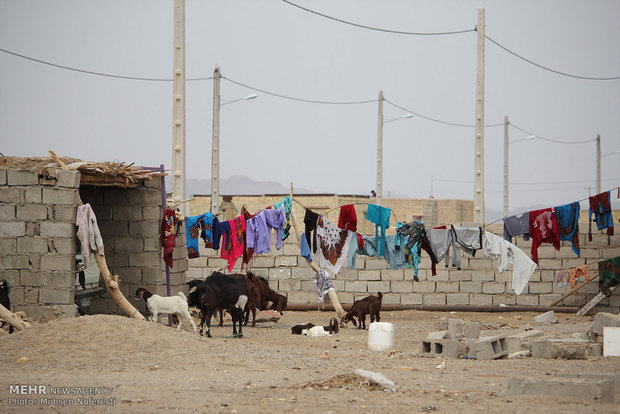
[135,288,197,331]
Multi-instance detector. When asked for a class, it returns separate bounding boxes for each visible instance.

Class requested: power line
[0,48,213,82]
[434,177,620,185]
[222,76,377,105]
[385,99,504,128]
[509,122,598,145]
[280,0,476,36]
[484,34,620,81]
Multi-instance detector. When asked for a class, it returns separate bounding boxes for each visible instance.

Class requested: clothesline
[290,197,401,224]
[485,185,620,228]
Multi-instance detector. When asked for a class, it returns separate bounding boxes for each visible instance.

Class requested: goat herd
[133,272,384,340]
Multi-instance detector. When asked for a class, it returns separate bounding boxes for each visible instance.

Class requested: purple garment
[246,207,285,254]
[503,213,530,243]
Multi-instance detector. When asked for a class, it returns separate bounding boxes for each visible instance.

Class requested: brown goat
[341,292,383,329]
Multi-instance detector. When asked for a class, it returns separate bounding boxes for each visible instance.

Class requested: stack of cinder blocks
[421,317,509,359]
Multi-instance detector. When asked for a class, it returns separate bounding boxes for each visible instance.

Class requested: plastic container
[367,322,394,352]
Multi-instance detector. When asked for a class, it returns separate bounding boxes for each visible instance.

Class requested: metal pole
[376,90,383,206]
[171,0,186,210]
[211,66,221,214]
[503,116,509,217]
[596,134,601,194]
[474,7,485,224]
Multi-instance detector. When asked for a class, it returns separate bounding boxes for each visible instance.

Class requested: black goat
[0,280,14,334]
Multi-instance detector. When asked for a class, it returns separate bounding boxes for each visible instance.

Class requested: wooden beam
[547,274,599,308]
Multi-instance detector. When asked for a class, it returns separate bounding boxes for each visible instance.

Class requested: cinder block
[292,266,315,280]
[467,335,508,359]
[252,256,274,268]
[40,222,74,238]
[51,272,75,289]
[436,282,459,293]
[381,269,404,281]
[0,255,29,270]
[448,269,472,281]
[412,281,435,293]
[24,188,40,203]
[0,222,26,237]
[528,282,553,294]
[7,168,38,185]
[57,170,80,188]
[115,236,144,252]
[269,268,291,279]
[275,256,297,267]
[448,319,480,340]
[423,294,446,305]
[381,293,400,305]
[515,295,539,306]
[504,377,614,402]
[482,282,506,294]
[40,254,74,271]
[278,279,300,291]
[39,287,74,304]
[427,330,448,340]
[400,293,423,305]
[42,188,79,205]
[287,290,311,304]
[20,270,52,287]
[532,338,599,359]
[345,280,368,293]
[128,251,160,267]
[17,237,49,254]
[470,293,492,306]
[471,270,495,281]
[113,205,143,221]
[128,220,160,236]
[0,187,24,203]
[460,281,482,293]
[358,270,381,281]
[391,280,413,293]
[420,339,459,358]
[446,293,470,305]
[367,281,390,293]
[0,204,16,221]
[365,259,387,270]
[0,169,6,185]
[506,330,544,352]
[590,312,620,336]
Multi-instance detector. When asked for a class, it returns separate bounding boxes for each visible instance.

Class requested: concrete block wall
[0,167,80,319]
[188,223,620,313]
[81,181,188,316]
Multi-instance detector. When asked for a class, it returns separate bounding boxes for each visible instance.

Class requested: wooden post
[48,150,145,320]
[288,183,346,319]
[547,274,599,308]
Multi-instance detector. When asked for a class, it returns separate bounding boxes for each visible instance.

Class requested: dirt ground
[1,309,619,414]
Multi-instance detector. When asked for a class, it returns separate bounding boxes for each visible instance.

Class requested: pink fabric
[221,215,246,272]
[529,208,560,264]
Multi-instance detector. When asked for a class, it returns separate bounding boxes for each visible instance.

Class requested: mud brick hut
[0,155,188,320]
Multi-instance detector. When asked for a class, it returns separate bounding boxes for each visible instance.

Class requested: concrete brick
[8,286,24,307]
[291,266,315,280]
[446,293,470,305]
[127,252,160,267]
[358,270,381,281]
[57,170,80,188]
[421,339,460,358]
[587,233,610,246]
[40,254,74,271]
[0,187,24,203]
[278,279,300,291]
[0,222,26,237]
[506,330,544,352]
[0,269,19,286]
[380,269,404,281]
[0,204,16,221]
[412,281,435,293]
[539,294,562,306]
[400,293,423,305]
[562,258,587,269]
[364,259,387,270]
[24,287,40,304]
[42,188,78,205]
[0,255,29,270]
[40,222,74,238]
[0,169,5,185]
[142,206,161,221]
[590,312,620,336]
[115,236,144,252]
[467,335,508,360]
[208,258,228,268]
[436,282,460,293]
[423,294,446,305]
[0,238,17,253]
[390,280,413,293]
[287,290,311,304]
[482,282,506,294]
[20,270,52,287]
[432,269,450,281]
[345,280,367,293]
[470,293,492,306]
[17,237,51,254]
[515,295,539,306]
[7,168,38,185]
[275,256,297,267]
[381,293,400,305]
[23,188,39,203]
[460,281,482,293]
[128,220,160,236]
[113,205,143,221]
[98,220,128,236]
[537,258,562,270]
[39,287,74,304]
[367,281,390,293]
[269,268,292,279]
[448,269,472,281]
[468,258,493,270]
[471,269,495,282]
[143,236,160,252]
[51,272,75,289]
[53,205,77,222]
[253,256,275,268]
[532,339,602,360]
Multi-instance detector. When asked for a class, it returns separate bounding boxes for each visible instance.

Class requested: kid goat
[135,288,197,332]
[341,292,383,330]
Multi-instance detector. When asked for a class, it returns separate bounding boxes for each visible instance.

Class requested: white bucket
[367,322,394,352]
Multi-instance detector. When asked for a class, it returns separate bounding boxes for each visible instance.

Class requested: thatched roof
[0,155,165,188]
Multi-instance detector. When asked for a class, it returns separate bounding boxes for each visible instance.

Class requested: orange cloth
[567,264,590,289]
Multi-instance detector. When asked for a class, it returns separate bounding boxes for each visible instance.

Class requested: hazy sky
[1,0,619,218]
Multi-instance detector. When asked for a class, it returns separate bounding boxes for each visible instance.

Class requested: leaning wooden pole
[289,183,346,319]
[48,150,145,320]
[0,304,28,331]
[547,273,600,308]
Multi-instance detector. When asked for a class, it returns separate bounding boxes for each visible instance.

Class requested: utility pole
[171,0,186,207]
[376,90,384,206]
[474,7,485,224]
[596,134,601,194]
[211,66,221,215]
[503,116,509,217]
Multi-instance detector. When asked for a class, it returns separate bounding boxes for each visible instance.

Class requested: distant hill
[184,175,317,196]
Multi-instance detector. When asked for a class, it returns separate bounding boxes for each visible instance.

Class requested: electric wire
[484,34,620,81]
[280,0,476,36]
[221,76,377,105]
[434,177,620,186]
[0,48,213,82]
[385,99,504,128]
[509,122,598,145]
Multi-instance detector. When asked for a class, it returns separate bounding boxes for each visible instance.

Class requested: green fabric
[599,255,620,294]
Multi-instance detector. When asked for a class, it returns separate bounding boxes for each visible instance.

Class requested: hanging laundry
[315,216,354,275]
[314,270,334,303]
[554,270,569,288]
[450,225,483,270]
[396,221,438,277]
[220,215,246,272]
[426,228,453,265]
[241,206,257,269]
[274,196,292,242]
[366,204,391,258]
[529,208,560,264]
[76,203,105,268]
[338,204,357,231]
[161,208,177,268]
[555,201,581,257]
[482,231,537,295]
[186,213,207,259]
[199,212,220,251]
[348,234,377,270]
[567,264,590,289]
[300,233,313,262]
[598,255,620,294]
[246,206,285,255]
[503,213,530,243]
[384,234,409,270]
[589,191,614,240]
[304,209,320,253]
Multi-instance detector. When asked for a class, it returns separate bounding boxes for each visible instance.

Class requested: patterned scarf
[161,208,177,268]
[554,202,580,257]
